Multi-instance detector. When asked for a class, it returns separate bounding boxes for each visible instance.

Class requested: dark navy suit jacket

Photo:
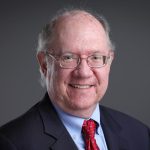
[0,93,150,150]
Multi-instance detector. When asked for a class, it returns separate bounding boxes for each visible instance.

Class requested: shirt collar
[90,104,100,125]
[54,104,100,134]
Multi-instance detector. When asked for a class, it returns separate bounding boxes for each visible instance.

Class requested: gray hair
[37,8,115,87]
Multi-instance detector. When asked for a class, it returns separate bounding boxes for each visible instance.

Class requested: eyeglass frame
[45,51,112,69]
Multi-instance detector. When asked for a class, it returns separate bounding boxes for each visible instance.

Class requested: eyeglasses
[46,51,111,69]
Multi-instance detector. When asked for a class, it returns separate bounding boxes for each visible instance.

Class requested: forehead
[54,11,105,35]
[51,11,109,55]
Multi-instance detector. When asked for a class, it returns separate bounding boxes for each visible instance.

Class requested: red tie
[82,119,99,150]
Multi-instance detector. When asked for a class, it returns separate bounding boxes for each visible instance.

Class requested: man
[0,8,150,150]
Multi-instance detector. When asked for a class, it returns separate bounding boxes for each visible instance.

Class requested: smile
[69,84,93,89]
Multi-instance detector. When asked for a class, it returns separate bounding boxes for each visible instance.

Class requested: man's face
[39,13,113,118]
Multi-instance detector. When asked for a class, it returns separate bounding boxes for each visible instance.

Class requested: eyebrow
[60,50,108,55]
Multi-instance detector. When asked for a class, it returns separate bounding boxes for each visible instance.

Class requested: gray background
[0,0,150,127]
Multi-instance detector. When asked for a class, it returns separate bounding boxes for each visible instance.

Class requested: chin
[69,98,98,110]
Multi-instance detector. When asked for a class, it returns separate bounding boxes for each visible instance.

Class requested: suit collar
[38,93,78,150]
[100,105,128,150]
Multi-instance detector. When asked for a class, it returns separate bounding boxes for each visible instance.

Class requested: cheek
[95,67,110,89]
[53,69,72,92]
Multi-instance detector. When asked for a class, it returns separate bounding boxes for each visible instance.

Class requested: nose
[73,58,93,78]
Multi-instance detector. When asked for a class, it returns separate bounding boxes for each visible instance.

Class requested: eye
[61,55,74,62]
[90,55,103,61]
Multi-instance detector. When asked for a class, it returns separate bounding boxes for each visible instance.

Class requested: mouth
[69,84,94,89]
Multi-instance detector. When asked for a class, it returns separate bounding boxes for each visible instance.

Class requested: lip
[69,84,94,89]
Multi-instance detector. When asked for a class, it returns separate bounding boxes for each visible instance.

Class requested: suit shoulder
[0,101,42,139]
[100,105,150,130]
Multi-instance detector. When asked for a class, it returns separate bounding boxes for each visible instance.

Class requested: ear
[108,51,114,65]
[37,51,47,76]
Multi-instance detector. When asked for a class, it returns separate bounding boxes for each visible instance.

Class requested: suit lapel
[49,131,78,150]
[38,93,78,150]
[100,106,128,150]
[38,94,129,150]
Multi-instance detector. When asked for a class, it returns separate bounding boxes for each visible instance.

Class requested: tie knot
[82,119,97,138]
